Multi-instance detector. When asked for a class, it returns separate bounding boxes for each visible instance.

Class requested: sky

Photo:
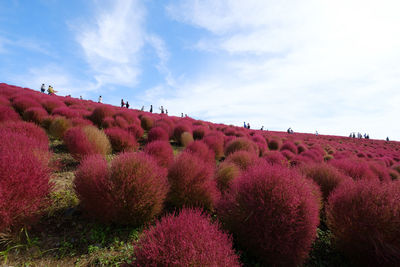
[1,0,400,140]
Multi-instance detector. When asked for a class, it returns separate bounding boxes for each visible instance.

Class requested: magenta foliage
[41,99,66,113]
[184,140,215,164]
[173,123,192,144]
[193,125,208,140]
[148,126,169,142]
[104,127,138,152]
[113,115,129,129]
[89,105,115,126]
[126,124,144,140]
[263,151,288,166]
[23,107,48,124]
[52,107,80,118]
[203,133,224,159]
[330,158,378,181]
[327,179,400,266]
[144,141,174,168]
[225,150,261,171]
[0,121,48,151]
[225,137,259,156]
[12,96,41,113]
[0,105,21,122]
[281,141,298,154]
[133,208,241,267]
[217,162,320,266]
[167,152,219,211]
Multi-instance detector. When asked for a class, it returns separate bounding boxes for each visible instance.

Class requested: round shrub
[263,151,288,166]
[225,137,258,156]
[369,161,391,182]
[300,162,350,201]
[0,106,21,122]
[75,153,169,226]
[144,141,174,168]
[203,134,224,159]
[173,123,192,144]
[133,208,241,267]
[23,107,48,124]
[154,118,174,137]
[217,163,320,266]
[104,127,138,152]
[70,117,93,127]
[193,125,208,140]
[180,131,194,147]
[0,121,49,151]
[147,126,169,142]
[216,162,241,193]
[327,180,400,266]
[184,140,215,164]
[52,107,80,118]
[268,138,281,150]
[167,152,219,211]
[140,115,154,131]
[49,116,72,139]
[64,126,111,160]
[12,96,41,113]
[281,141,298,154]
[225,150,261,171]
[113,115,129,129]
[126,124,144,140]
[42,99,66,113]
[101,116,115,128]
[89,106,115,127]
[331,158,378,181]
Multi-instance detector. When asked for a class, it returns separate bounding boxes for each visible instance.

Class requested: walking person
[141,106,144,111]
[159,106,164,114]
[121,99,125,108]
[40,83,46,93]
[98,95,102,103]
[150,105,153,113]
[165,109,168,115]
[126,101,130,109]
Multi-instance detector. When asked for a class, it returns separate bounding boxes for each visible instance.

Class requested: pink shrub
[140,115,154,131]
[23,107,48,124]
[263,151,288,166]
[12,96,41,113]
[203,132,225,159]
[104,127,138,152]
[267,138,281,150]
[133,208,241,267]
[281,141,298,154]
[184,140,215,164]
[193,125,208,140]
[369,161,391,182]
[173,123,192,144]
[52,107,80,118]
[0,96,10,106]
[167,152,219,211]
[327,180,400,266]
[281,150,295,160]
[331,158,378,181]
[154,118,174,137]
[70,117,93,127]
[144,141,174,168]
[297,144,307,154]
[113,115,129,129]
[41,99,66,113]
[225,150,261,171]
[216,162,241,193]
[225,137,259,156]
[0,105,21,122]
[147,127,169,142]
[126,124,144,140]
[89,106,115,127]
[101,116,115,128]
[217,163,320,266]
[0,121,48,150]
[64,126,111,160]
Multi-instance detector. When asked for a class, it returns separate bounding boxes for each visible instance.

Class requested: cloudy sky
[1,0,400,140]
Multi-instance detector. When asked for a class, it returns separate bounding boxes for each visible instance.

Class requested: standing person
[121,99,125,108]
[80,95,83,100]
[260,126,264,130]
[150,105,153,113]
[141,106,144,111]
[40,83,45,93]
[166,109,168,115]
[126,101,130,108]
[159,106,164,114]
[247,123,250,129]
[244,121,246,128]
[47,85,54,95]
[98,95,102,103]
[387,137,390,142]
[181,113,184,118]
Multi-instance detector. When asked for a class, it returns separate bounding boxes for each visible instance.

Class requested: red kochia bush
[147,126,169,142]
[217,163,320,266]
[263,150,288,166]
[52,107,80,118]
[89,106,115,127]
[126,124,144,140]
[144,141,174,168]
[167,152,219,211]
[225,137,259,156]
[330,158,378,181]
[0,121,48,151]
[41,99,66,113]
[0,105,21,122]
[140,115,154,131]
[75,153,169,226]
[0,132,51,232]
[326,180,400,266]
[225,150,261,171]
[133,208,241,267]
[268,138,281,150]
[193,125,208,140]
[281,141,298,154]
[104,127,138,152]
[23,107,48,124]
[12,96,41,113]
[173,123,192,144]
[64,126,111,160]
[184,140,215,164]
[203,132,224,159]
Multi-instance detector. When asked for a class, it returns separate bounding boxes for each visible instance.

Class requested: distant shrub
[147,127,169,142]
[113,115,129,129]
[140,115,154,131]
[133,208,241,267]
[12,96,41,113]
[225,137,259,156]
[331,158,378,181]
[104,127,138,152]
[203,134,224,159]
[180,131,194,147]
[144,141,174,168]
[167,152,219,211]
[126,124,144,140]
[75,153,169,226]
[52,107,80,118]
[300,163,350,201]
[184,140,215,164]
[173,123,192,144]
[89,106,115,127]
[70,117,93,127]
[217,163,320,266]
[281,141,298,154]
[41,99,66,113]
[23,107,48,124]
[369,161,391,182]
[49,116,72,139]
[0,131,51,232]
[297,144,307,154]
[263,151,288,166]
[193,125,208,140]
[0,105,21,122]
[216,162,241,193]
[101,116,114,129]
[64,126,111,160]
[281,150,295,160]
[225,150,261,171]
[327,180,400,266]
[267,138,281,150]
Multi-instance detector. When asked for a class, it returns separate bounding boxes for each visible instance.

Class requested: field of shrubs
[1,82,400,266]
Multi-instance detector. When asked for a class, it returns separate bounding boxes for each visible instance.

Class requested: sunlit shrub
[140,115,154,131]
[49,116,72,139]
[104,127,138,152]
[133,208,241,267]
[52,107,80,118]
[216,162,241,193]
[12,96,41,114]
[327,180,400,266]
[184,140,215,164]
[23,107,48,124]
[203,133,224,159]
[217,163,320,266]
[331,158,378,181]
[89,106,115,127]
[147,127,169,142]
[144,141,174,168]
[0,105,21,122]
[225,137,259,156]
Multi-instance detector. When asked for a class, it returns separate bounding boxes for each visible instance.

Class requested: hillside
[1,82,400,266]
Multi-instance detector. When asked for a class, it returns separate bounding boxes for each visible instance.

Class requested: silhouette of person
[150,105,153,113]
[40,83,45,93]
[126,101,129,108]
[121,99,125,108]
[98,95,102,103]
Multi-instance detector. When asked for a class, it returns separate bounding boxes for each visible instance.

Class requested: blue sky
[1,0,400,140]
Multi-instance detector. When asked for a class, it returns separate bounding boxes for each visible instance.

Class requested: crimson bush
[126,124,144,140]
[225,137,259,156]
[133,208,241,267]
[330,158,378,181]
[104,127,138,152]
[217,163,320,266]
[23,107,48,124]
[225,150,261,171]
[184,140,215,164]
[147,126,169,142]
[0,106,21,122]
[143,141,174,168]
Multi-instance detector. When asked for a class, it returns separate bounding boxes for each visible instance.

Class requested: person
[287,127,291,134]
[40,83,45,93]
[181,113,184,118]
[387,137,390,142]
[244,121,246,128]
[141,106,144,111]
[315,131,319,136]
[126,101,130,109]
[260,126,264,131]
[121,99,125,108]
[80,95,83,100]
[166,109,168,115]
[47,85,54,95]
[98,95,102,103]
[247,123,250,129]
[160,106,164,114]
[150,105,153,113]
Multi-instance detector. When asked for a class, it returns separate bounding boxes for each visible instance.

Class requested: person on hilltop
[80,95,83,100]
[260,126,264,131]
[40,83,45,93]
[141,106,144,111]
[126,101,130,109]
[387,137,390,142]
[150,105,153,113]
[160,106,164,114]
[165,109,168,115]
[47,85,56,95]
[121,99,125,108]
[247,123,250,129]
[244,121,246,128]
[98,95,102,103]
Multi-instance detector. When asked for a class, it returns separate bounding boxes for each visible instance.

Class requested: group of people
[40,83,57,95]
[120,99,130,109]
[349,132,370,139]
[243,122,251,129]
[287,127,294,134]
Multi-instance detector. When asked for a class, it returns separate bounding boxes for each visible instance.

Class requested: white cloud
[162,0,400,140]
